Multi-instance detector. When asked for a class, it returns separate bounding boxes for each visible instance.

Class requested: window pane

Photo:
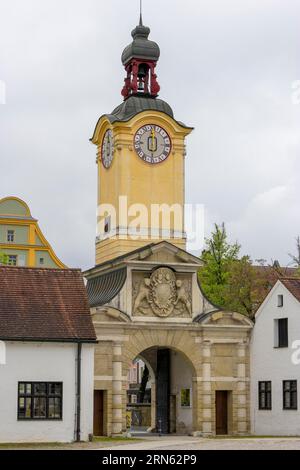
[33,383,46,395]
[25,398,32,418]
[18,398,32,418]
[181,389,191,407]
[278,319,288,347]
[284,381,290,391]
[284,392,290,408]
[33,397,47,418]
[48,383,62,396]
[26,383,32,395]
[48,398,62,419]
[19,383,25,394]
[18,397,25,417]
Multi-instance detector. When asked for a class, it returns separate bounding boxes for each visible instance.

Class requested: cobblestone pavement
[99,436,300,451]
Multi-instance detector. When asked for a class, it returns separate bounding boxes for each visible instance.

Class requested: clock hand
[151,129,155,151]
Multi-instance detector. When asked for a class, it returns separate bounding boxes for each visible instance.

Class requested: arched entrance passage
[123,330,200,435]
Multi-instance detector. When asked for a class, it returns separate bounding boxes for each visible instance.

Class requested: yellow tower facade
[92,20,193,265]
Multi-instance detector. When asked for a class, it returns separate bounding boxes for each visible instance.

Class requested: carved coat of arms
[148,267,177,317]
[133,267,192,318]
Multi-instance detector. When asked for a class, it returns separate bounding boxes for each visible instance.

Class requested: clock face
[101,129,114,169]
[134,124,172,164]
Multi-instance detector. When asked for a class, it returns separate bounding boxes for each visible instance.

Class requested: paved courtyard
[99,435,300,451]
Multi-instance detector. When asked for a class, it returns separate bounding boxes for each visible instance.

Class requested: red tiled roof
[0,266,96,342]
[280,278,300,304]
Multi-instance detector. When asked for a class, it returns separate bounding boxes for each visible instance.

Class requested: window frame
[283,380,297,410]
[180,388,191,408]
[277,294,284,307]
[17,381,63,421]
[7,229,15,243]
[7,254,18,266]
[274,318,288,348]
[258,381,272,410]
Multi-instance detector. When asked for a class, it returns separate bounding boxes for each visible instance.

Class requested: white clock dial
[101,129,114,169]
[134,124,172,164]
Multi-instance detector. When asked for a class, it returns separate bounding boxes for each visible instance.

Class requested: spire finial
[139,0,143,26]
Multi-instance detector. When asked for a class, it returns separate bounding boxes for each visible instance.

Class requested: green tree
[223,256,257,317]
[198,223,240,308]
[0,252,8,265]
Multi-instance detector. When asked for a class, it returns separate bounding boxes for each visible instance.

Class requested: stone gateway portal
[86,242,253,436]
[84,16,253,437]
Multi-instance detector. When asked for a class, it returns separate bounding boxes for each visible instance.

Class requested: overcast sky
[0,0,299,269]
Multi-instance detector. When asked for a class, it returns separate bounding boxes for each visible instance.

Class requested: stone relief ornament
[133,268,192,318]
[148,267,177,317]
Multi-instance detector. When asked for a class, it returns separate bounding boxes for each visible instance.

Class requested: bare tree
[289,236,300,267]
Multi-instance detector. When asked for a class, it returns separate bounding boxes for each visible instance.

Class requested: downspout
[76,342,82,442]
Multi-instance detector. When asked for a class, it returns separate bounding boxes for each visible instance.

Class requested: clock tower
[91,16,193,265]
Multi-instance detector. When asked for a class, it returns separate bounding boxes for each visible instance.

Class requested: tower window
[277,295,283,307]
[39,257,44,265]
[8,255,17,266]
[274,318,288,348]
[7,230,15,242]
[104,216,111,234]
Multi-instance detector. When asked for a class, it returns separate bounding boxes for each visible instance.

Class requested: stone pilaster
[201,341,213,436]
[112,342,123,435]
[235,342,249,434]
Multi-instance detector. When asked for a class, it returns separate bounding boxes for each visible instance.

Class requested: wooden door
[93,390,104,436]
[216,391,228,435]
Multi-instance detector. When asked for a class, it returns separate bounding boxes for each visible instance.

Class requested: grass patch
[0,442,64,449]
[0,437,141,450]
[210,435,300,439]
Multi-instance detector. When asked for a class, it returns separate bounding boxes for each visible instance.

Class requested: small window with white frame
[7,255,17,266]
[7,230,15,243]
[277,295,283,307]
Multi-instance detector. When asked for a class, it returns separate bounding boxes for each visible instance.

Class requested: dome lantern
[121,16,160,100]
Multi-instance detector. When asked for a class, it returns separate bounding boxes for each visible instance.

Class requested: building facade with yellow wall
[0,196,66,268]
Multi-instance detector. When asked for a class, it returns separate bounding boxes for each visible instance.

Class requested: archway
[126,345,197,435]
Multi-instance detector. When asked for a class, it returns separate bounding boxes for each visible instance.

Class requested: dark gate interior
[156,349,170,434]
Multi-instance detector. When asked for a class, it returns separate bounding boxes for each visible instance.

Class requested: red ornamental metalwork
[121,59,160,99]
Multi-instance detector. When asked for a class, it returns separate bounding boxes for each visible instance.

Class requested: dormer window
[277,295,283,307]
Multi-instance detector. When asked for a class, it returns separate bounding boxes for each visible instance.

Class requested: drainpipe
[76,342,82,442]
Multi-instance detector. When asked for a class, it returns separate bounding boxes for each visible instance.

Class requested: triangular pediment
[126,241,202,266]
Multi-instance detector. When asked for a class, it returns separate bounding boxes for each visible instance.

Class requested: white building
[0,266,96,443]
[251,278,300,435]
